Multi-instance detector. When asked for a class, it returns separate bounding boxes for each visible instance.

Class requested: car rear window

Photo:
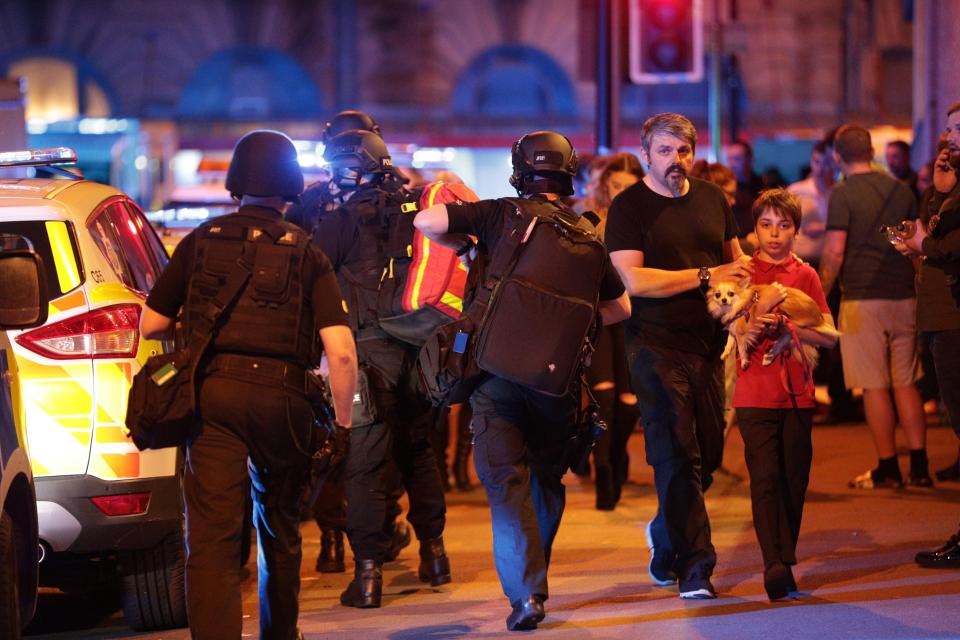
[0,221,83,296]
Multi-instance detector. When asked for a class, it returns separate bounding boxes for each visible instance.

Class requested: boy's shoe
[763,563,791,601]
[645,520,677,586]
[848,468,903,489]
[679,576,717,600]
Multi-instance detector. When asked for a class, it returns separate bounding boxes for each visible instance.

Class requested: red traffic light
[629,0,704,84]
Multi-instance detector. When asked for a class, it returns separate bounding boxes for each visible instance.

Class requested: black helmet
[225,130,304,201]
[509,131,579,196]
[322,129,393,175]
[321,110,381,143]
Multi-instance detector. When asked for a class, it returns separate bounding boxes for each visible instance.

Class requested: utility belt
[204,353,308,392]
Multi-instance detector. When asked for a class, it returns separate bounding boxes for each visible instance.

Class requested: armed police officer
[141,130,358,640]
[415,131,631,631]
[314,128,450,608]
[287,110,386,236]
[288,110,412,576]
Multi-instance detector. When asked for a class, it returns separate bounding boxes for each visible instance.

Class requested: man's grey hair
[641,112,697,153]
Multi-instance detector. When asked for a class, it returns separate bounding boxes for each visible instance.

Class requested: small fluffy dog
[706,278,839,369]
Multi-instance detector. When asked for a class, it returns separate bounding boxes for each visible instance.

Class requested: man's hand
[933,148,959,194]
[903,219,928,254]
[710,255,753,283]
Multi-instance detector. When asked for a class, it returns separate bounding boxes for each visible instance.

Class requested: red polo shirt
[732,253,830,409]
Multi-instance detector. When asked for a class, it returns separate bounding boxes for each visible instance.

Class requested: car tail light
[15,303,141,360]
[90,492,151,516]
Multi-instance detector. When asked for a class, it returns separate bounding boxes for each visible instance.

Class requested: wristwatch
[697,266,711,292]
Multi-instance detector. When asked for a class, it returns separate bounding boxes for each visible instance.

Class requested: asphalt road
[24,420,960,639]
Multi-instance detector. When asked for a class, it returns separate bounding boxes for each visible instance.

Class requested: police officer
[414,131,631,630]
[287,110,411,575]
[141,130,358,639]
[314,128,450,608]
[286,110,379,233]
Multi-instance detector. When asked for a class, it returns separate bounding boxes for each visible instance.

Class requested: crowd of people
[138,103,960,637]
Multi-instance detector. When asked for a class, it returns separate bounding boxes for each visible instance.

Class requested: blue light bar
[0,147,78,167]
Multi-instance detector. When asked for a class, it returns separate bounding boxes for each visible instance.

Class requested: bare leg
[893,384,926,450]
[863,388,897,459]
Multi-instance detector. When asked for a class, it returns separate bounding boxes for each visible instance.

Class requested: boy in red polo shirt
[733,189,838,601]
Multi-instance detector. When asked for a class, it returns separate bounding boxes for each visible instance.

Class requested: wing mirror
[0,248,49,329]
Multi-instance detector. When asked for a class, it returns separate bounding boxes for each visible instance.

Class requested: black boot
[316,528,345,573]
[383,520,411,562]
[417,536,452,586]
[340,559,383,608]
[506,595,545,631]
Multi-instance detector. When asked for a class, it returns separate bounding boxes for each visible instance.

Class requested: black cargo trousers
[183,354,312,640]
[344,337,447,561]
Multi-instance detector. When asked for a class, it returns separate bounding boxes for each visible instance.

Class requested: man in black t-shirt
[415,131,630,631]
[141,130,358,639]
[606,113,752,600]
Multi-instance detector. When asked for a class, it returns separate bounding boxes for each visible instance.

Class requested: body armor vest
[185,210,317,367]
[335,183,419,332]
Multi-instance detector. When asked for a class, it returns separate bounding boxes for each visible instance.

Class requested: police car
[0,148,186,631]
[0,239,48,636]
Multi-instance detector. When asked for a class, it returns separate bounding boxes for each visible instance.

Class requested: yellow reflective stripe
[46,221,80,293]
[408,234,430,310]
[439,290,463,312]
[427,182,443,207]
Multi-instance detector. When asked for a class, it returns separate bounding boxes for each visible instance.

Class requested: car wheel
[0,511,21,639]
[119,528,187,631]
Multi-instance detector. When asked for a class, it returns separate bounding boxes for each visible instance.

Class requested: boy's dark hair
[834,124,874,163]
[752,188,802,229]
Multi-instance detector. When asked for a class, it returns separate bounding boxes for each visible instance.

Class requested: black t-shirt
[147,206,349,332]
[445,196,626,303]
[605,177,737,356]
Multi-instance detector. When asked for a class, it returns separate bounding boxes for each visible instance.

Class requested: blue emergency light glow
[0,147,78,166]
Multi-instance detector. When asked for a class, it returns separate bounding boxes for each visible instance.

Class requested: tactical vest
[185,210,317,367]
[334,183,421,335]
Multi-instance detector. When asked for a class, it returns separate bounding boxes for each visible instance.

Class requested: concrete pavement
[26,421,960,639]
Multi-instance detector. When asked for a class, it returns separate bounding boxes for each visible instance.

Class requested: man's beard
[664,165,687,195]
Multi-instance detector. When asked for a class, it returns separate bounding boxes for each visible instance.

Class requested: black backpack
[418,196,608,404]
[473,197,608,396]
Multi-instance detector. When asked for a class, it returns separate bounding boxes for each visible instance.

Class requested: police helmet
[321,110,382,143]
[322,129,393,175]
[509,131,579,196]
[225,130,304,201]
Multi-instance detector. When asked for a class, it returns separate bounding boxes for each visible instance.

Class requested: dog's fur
[706,278,839,370]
